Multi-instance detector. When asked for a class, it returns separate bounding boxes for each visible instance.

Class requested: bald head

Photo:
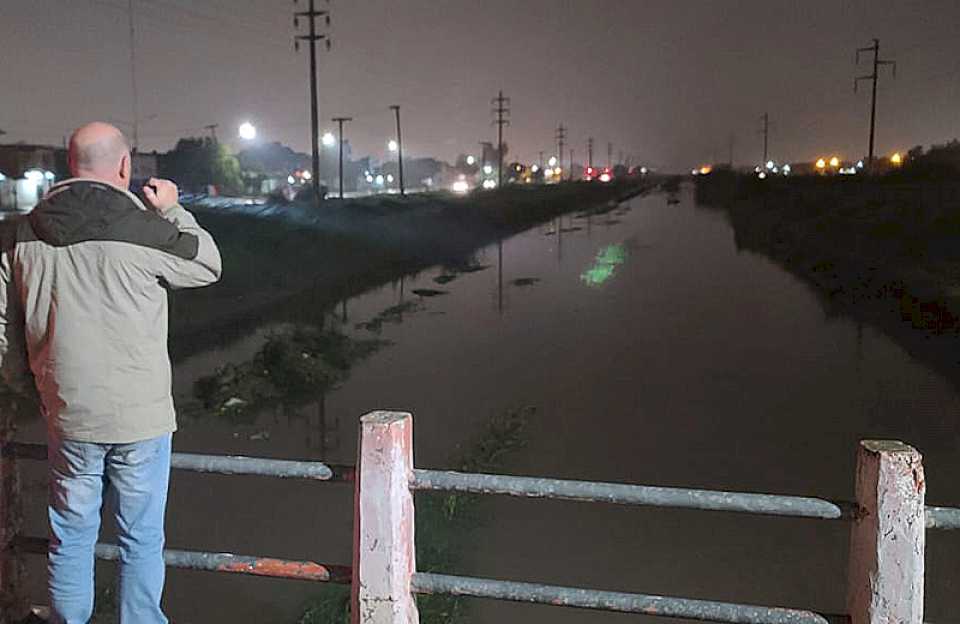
[68,122,131,187]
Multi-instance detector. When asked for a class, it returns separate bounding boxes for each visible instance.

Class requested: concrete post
[0,402,26,624]
[352,411,419,624]
[847,440,925,624]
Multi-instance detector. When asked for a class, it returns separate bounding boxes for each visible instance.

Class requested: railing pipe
[412,573,830,624]
[411,469,853,520]
[924,505,960,530]
[15,536,351,584]
[3,442,353,481]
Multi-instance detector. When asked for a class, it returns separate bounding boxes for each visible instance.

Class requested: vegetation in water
[295,406,532,624]
[354,300,423,334]
[193,325,387,422]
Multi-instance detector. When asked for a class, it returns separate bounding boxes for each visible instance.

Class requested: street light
[890,152,903,166]
[388,139,398,152]
[238,122,257,140]
[466,155,476,165]
[322,132,336,147]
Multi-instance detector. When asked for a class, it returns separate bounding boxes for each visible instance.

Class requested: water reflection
[580,243,628,287]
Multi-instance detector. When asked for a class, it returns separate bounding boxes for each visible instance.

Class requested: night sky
[2,0,959,171]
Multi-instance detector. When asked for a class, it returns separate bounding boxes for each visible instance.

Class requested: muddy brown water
[18,187,960,622]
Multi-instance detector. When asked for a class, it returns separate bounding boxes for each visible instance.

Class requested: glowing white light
[365,174,374,183]
[772,166,779,174]
[640,167,648,174]
[44,171,55,181]
[548,156,558,167]
[375,174,385,186]
[238,122,257,140]
[466,155,476,165]
[386,174,394,183]
[531,164,539,172]
[452,180,470,193]
[758,172,767,179]
[599,173,611,183]
[754,166,762,173]
[301,170,312,180]
[766,160,775,170]
[692,169,699,175]
[482,179,496,189]
[287,175,296,184]
[388,139,398,152]
[483,164,493,175]
[322,132,336,147]
[0,172,6,182]
[24,170,44,182]
[554,167,562,176]
[856,160,864,169]
[782,164,791,174]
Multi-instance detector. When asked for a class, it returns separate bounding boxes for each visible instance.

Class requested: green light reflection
[580,243,627,287]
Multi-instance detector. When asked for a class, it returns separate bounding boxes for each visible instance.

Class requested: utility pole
[587,137,594,168]
[607,142,613,168]
[569,148,575,180]
[856,38,896,168]
[389,105,405,196]
[760,113,769,165]
[491,90,510,188]
[204,124,219,142]
[538,151,544,169]
[331,116,351,199]
[555,123,566,179]
[294,0,331,205]
[728,134,735,168]
[127,0,139,153]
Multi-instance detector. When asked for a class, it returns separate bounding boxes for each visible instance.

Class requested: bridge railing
[354,411,959,624]
[3,410,960,624]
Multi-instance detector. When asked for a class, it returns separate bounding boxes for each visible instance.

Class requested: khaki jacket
[0,179,221,443]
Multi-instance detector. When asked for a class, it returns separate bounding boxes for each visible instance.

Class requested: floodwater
[19,187,960,622]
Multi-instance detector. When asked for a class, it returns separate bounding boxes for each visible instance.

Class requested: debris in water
[434,274,458,285]
[511,277,540,287]
[412,288,448,297]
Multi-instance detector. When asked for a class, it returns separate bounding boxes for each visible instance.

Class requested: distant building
[0,143,63,211]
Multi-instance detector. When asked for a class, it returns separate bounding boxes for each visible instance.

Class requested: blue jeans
[47,433,171,624]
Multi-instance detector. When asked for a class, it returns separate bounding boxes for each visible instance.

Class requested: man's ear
[119,153,131,182]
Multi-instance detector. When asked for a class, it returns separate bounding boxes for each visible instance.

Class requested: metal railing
[3,410,960,624]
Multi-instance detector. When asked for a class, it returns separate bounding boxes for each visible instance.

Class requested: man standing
[0,122,222,623]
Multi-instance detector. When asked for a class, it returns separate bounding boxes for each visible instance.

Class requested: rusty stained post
[0,400,27,624]
[847,440,925,624]
[352,411,418,624]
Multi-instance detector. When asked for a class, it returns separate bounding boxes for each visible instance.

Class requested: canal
[19,185,960,622]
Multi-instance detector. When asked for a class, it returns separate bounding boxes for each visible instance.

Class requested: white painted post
[0,403,26,624]
[847,440,925,624]
[352,411,419,624]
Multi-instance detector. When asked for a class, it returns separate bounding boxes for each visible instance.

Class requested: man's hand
[142,178,179,214]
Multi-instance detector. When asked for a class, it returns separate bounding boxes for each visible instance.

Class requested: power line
[332,116,352,200]
[295,0,331,205]
[855,38,897,168]
[555,123,566,180]
[127,0,139,152]
[491,90,510,188]
[389,105,405,196]
[759,112,769,165]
